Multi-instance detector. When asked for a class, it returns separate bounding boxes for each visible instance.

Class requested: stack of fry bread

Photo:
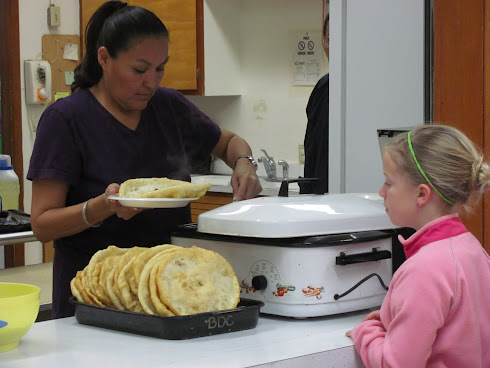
[70,245,241,316]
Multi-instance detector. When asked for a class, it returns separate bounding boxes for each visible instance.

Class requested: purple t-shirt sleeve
[27,106,82,186]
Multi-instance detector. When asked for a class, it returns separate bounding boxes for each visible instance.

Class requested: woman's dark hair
[323,14,329,38]
[72,1,169,91]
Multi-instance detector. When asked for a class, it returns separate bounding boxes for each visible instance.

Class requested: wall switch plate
[298,144,305,164]
[47,6,61,27]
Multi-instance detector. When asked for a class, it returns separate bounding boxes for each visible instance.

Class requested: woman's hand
[106,183,144,220]
[211,128,263,201]
[230,162,262,201]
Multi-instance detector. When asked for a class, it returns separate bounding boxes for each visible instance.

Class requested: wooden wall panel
[433,0,487,249]
[484,1,489,251]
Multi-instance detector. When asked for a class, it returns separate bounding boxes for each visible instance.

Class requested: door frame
[0,0,25,267]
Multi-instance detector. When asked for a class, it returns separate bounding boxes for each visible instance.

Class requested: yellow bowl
[0,282,40,352]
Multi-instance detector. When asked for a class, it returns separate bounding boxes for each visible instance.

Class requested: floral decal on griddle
[240,280,256,294]
[302,285,324,299]
[272,284,295,297]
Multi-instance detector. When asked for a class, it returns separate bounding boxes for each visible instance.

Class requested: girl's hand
[363,310,381,322]
[345,310,381,338]
[106,183,144,220]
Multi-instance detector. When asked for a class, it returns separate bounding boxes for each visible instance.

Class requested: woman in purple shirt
[27,1,262,318]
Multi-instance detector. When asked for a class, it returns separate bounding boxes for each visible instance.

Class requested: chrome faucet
[278,160,289,180]
[257,149,277,181]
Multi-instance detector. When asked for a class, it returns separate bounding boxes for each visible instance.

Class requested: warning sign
[291,32,322,86]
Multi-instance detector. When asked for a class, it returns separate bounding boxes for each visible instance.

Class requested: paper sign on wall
[63,43,79,61]
[291,32,322,86]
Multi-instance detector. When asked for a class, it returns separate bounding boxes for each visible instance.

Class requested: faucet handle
[260,149,273,160]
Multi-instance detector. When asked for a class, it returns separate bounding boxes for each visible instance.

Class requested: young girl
[346,124,490,367]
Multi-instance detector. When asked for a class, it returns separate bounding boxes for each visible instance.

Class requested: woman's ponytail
[71,1,128,91]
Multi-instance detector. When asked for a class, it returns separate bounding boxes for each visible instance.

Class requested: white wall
[329,0,425,193]
[187,0,327,171]
[19,0,80,265]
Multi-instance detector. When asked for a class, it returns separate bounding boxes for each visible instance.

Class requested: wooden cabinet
[79,0,241,95]
[130,0,200,92]
[190,192,233,223]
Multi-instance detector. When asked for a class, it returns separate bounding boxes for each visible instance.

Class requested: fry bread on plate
[119,177,210,199]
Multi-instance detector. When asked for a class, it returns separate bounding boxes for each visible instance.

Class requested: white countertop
[191,175,301,197]
[1,311,367,367]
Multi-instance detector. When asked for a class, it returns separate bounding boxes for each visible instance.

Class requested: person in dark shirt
[300,15,329,194]
[27,1,262,318]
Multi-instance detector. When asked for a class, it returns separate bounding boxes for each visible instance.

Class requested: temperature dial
[251,275,268,290]
[248,260,281,292]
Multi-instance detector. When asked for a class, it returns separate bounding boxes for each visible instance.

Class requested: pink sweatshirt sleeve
[351,256,452,368]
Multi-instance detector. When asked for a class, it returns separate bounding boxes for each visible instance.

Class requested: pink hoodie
[351,215,490,368]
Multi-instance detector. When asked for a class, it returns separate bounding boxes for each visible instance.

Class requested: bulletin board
[41,34,80,104]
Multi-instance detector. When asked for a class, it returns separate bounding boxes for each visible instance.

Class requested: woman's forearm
[32,193,113,243]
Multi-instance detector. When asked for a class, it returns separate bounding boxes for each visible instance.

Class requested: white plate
[107,195,199,208]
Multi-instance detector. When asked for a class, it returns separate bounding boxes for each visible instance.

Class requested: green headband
[407,131,454,205]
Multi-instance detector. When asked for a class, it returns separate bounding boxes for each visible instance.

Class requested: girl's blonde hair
[387,124,490,210]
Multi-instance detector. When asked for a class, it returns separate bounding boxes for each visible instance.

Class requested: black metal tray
[69,297,264,340]
[0,210,31,233]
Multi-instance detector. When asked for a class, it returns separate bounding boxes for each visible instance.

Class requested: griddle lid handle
[336,249,392,265]
[279,178,323,197]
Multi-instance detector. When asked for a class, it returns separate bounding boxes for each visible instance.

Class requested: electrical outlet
[47,5,61,27]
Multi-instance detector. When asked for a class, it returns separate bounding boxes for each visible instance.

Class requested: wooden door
[433,0,489,251]
[79,0,202,92]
